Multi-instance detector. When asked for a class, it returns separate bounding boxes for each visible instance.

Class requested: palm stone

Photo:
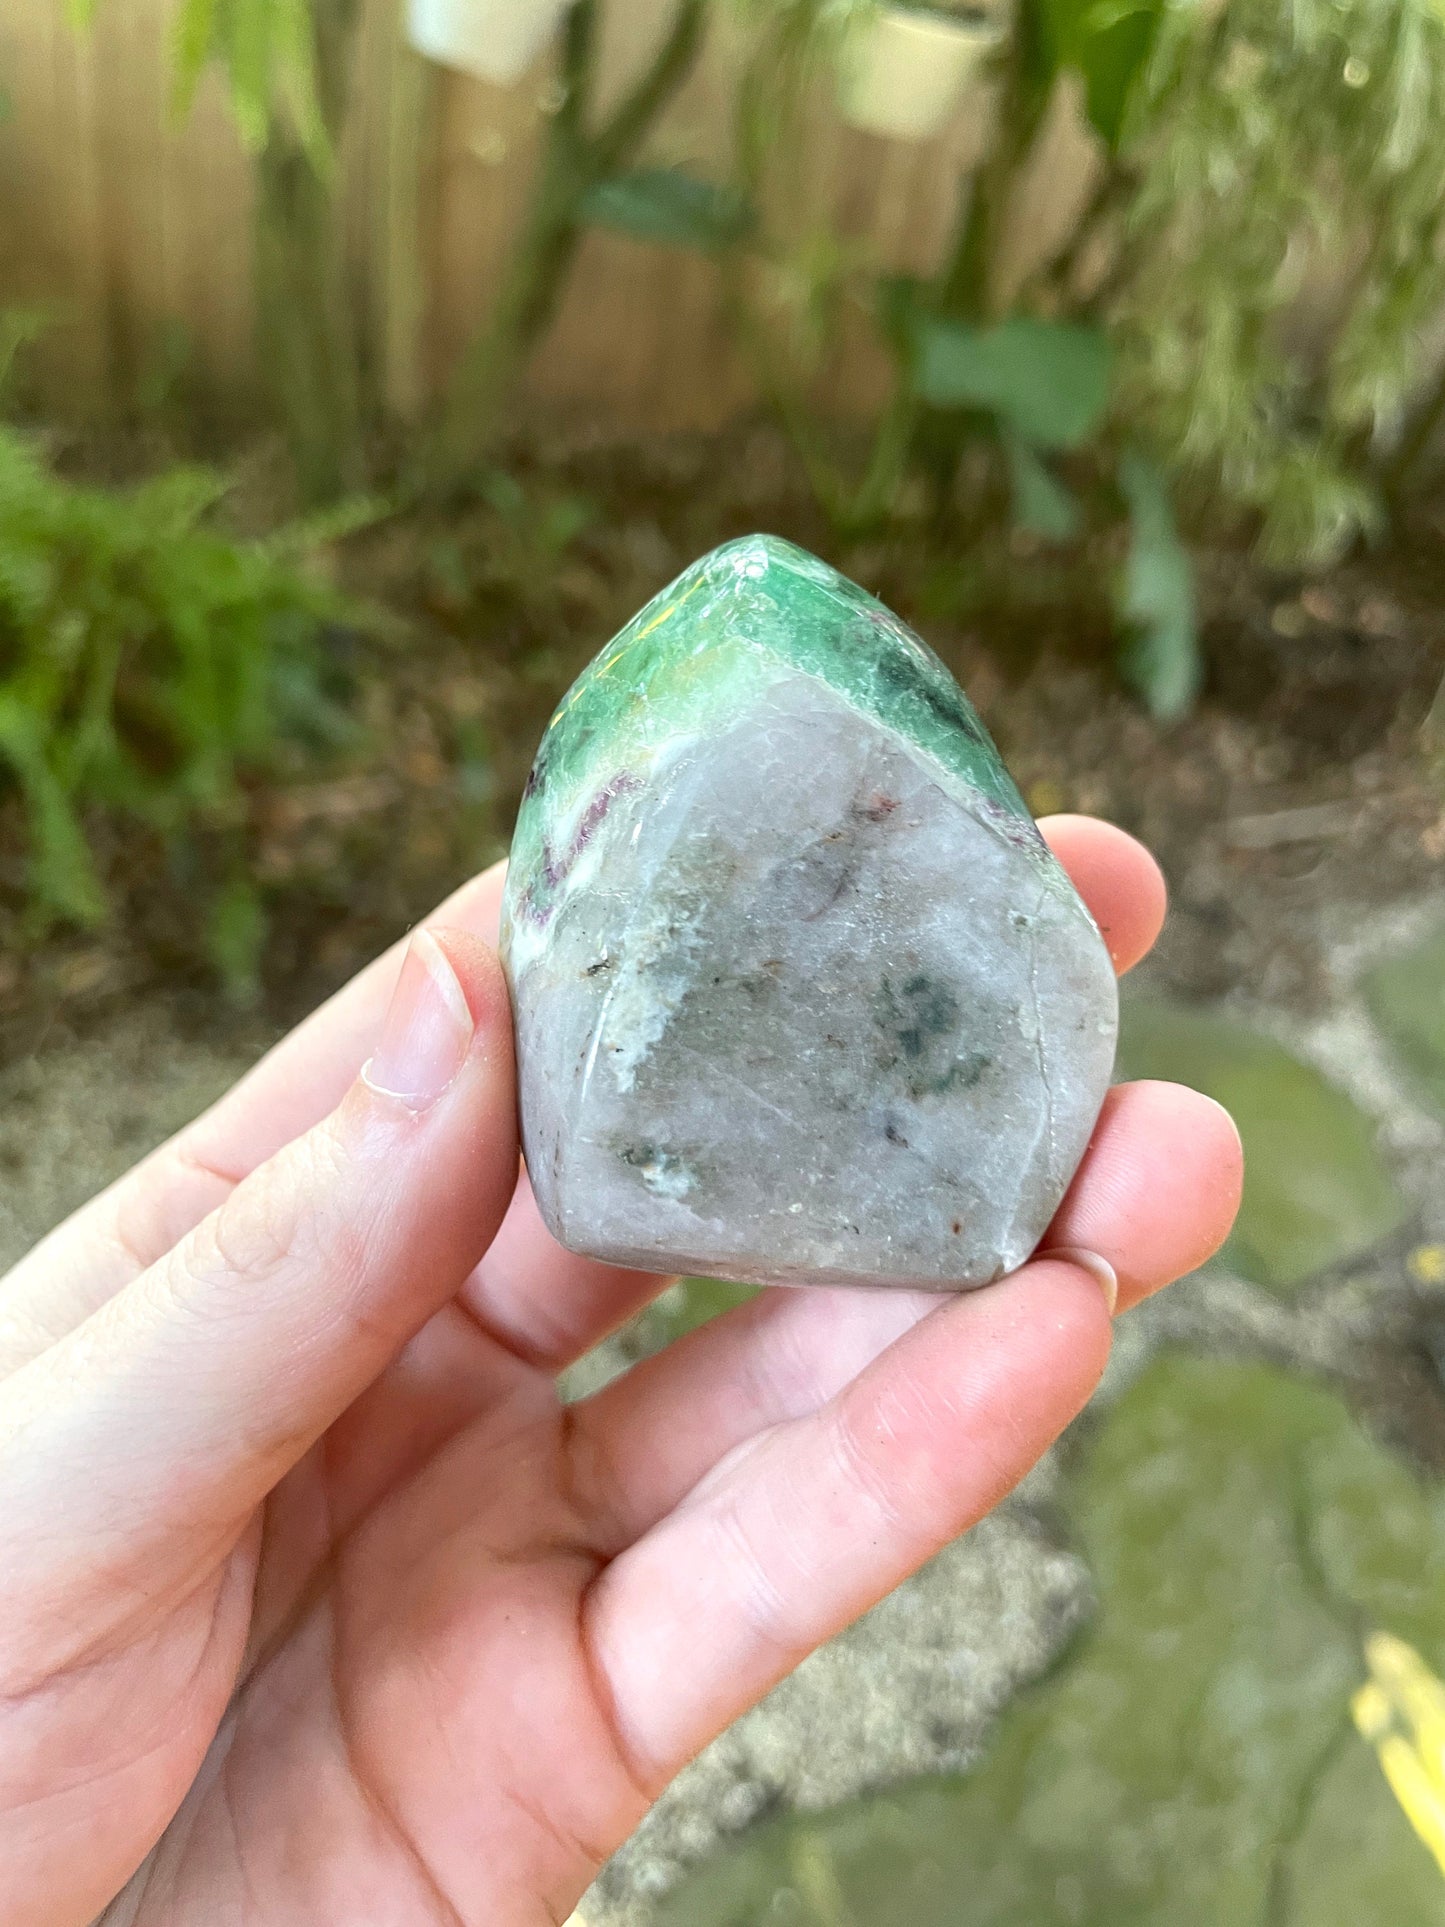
[500,535,1117,1291]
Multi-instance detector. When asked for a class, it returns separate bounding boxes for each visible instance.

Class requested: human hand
[0,817,1241,1927]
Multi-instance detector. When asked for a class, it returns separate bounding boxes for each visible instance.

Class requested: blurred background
[4,0,1445,1919]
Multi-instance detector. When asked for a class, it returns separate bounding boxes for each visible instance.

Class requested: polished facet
[501,535,1117,1290]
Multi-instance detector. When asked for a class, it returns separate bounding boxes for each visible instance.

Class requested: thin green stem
[1041,161,1137,315]
[419,0,707,496]
[841,29,1046,524]
[841,373,920,533]
[594,0,705,172]
[937,168,993,323]
[935,18,1040,323]
[723,278,852,523]
[560,0,599,123]
[252,0,367,502]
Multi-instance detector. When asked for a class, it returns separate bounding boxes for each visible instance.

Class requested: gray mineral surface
[508,671,1116,1290]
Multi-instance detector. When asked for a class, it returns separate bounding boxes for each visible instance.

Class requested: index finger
[1038,814,1166,974]
[0,868,507,1371]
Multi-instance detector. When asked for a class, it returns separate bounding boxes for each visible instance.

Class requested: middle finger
[565,1075,1242,1547]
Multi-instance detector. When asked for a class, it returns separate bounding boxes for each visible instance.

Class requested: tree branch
[558,0,598,139]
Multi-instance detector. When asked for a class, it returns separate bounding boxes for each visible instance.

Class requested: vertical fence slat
[180,73,256,415]
[0,0,110,402]
[379,32,433,420]
[0,0,1061,433]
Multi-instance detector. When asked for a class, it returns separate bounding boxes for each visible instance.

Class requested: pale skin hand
[0,818,1242,1927]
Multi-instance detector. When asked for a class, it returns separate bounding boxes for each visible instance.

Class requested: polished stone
[500,535,1117,1290]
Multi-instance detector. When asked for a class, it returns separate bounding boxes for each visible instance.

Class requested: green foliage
[171,0,328,162]
[72,0,361,501]
[206,871,269,1005]
[71,0,330,163]
[730,0,871,179]
[914,316,1113,449]
[631,1275,758,1351]
[580,169,756,254]
[1117,0,1445,565]
[473,469,596,613]
[1365,923,1445,1123]
[707,0,1197,708]
[0,311,46,403]
[480,470,595,559]
[1004,433,1082,539]
[423,0,709,492]
[700,0,1445,703]
[910,317,1198,705]
[0,425,358,976]
[45,0,1444,704]
[1032,0,1164,149]
[66,0,710,501]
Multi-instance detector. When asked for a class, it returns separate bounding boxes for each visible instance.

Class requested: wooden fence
[0,0,1093,432]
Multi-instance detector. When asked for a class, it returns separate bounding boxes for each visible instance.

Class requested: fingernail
[363,929,473,1111]
[1044,1246,1119,1315]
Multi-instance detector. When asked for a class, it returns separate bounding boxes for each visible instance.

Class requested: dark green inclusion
[508,535,1045,928]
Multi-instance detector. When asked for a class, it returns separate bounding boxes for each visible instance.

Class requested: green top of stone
[507,534,1050,929]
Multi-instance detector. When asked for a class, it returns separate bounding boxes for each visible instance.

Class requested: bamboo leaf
[272,0,330,171]
[220,0,277,151]
[169,0,218,119]
[1076,4,1161,148]
[1037,0,1164,149]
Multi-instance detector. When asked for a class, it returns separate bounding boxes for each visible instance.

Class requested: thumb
[0,930,519,1633]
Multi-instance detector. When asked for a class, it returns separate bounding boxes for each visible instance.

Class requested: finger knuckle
[180,1120,366,1317]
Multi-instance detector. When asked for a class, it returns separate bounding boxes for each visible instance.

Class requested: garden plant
[3,3,1445,1923]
